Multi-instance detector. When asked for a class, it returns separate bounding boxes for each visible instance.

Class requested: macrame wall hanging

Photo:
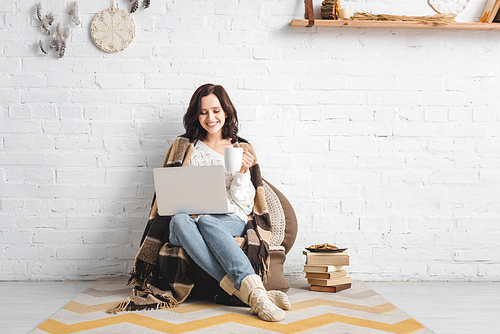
[36,0,80,58]
[90,2,136,53]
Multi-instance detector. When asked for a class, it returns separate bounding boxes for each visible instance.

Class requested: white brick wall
[1,0,499,281]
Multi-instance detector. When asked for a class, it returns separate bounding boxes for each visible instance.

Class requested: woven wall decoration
[428,0,470,14]
[91,4,135,53]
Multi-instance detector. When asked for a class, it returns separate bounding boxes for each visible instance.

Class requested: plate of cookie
[306,243,347,253]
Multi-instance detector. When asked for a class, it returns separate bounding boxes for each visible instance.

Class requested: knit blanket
[107,136,272,313]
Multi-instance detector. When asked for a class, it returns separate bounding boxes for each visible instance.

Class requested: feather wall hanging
[36,0,79,58]
[129,0,151,13]
[36,1,52,54]
[68,1,81,25]
[129,0,139,13]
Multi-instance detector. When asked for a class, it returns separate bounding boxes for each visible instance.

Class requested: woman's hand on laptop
[239,148,254,174]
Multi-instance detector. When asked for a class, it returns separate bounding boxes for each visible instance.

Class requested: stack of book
[303,249,351,292]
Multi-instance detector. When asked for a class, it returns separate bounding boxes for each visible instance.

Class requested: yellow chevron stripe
[63,300,223,315]
[62,298,395,315]
[291,299,397,314]
[38,312,424,334]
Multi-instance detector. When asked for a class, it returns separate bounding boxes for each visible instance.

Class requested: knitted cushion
[263,181,286,247]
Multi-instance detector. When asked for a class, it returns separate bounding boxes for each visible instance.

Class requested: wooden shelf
[290,19,500,31]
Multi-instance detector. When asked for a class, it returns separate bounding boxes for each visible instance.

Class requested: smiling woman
[182,84,239,147]
[109,84,291,323]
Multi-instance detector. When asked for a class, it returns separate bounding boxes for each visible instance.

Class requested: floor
[1,280,499,334]
[368,281,500,334]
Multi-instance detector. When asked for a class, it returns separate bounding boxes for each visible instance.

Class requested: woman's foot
[250,290,291,314]
[248,288,286,322]
[236,275,286,322]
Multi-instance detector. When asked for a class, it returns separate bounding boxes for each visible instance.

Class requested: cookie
[309,243,338,250]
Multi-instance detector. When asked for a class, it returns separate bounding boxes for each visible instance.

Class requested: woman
[114,84,290,322]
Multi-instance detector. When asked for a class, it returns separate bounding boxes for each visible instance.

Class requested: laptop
[153,165,232,216]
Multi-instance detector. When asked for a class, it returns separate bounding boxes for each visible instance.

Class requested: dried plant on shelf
[352,11,457,25]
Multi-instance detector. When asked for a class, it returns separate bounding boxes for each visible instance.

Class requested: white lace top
[188,140,255,222]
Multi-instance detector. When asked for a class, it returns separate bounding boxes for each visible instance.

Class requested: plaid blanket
[107,136,272,313]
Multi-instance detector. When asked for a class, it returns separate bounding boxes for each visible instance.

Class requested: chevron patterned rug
[31,277,434,334]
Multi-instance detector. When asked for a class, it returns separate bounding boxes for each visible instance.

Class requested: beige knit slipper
[233,275,286,322]
[250,290,291,314]
[248,288,286,322]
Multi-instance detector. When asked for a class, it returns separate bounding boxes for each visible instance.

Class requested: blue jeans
[169,213,256,290]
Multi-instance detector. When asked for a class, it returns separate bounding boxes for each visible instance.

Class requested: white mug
[224,147,243,172]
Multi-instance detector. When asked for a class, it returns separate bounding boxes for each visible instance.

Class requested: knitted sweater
[188,140,255,222]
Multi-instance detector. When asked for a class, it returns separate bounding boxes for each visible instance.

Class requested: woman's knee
[196,214,218,229]
[170,214,194,238]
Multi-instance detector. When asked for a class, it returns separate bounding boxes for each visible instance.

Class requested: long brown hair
[182,84,239,143]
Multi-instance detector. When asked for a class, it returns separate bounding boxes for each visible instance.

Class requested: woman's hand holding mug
[239,148,254,174]
[224,147,254,174]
